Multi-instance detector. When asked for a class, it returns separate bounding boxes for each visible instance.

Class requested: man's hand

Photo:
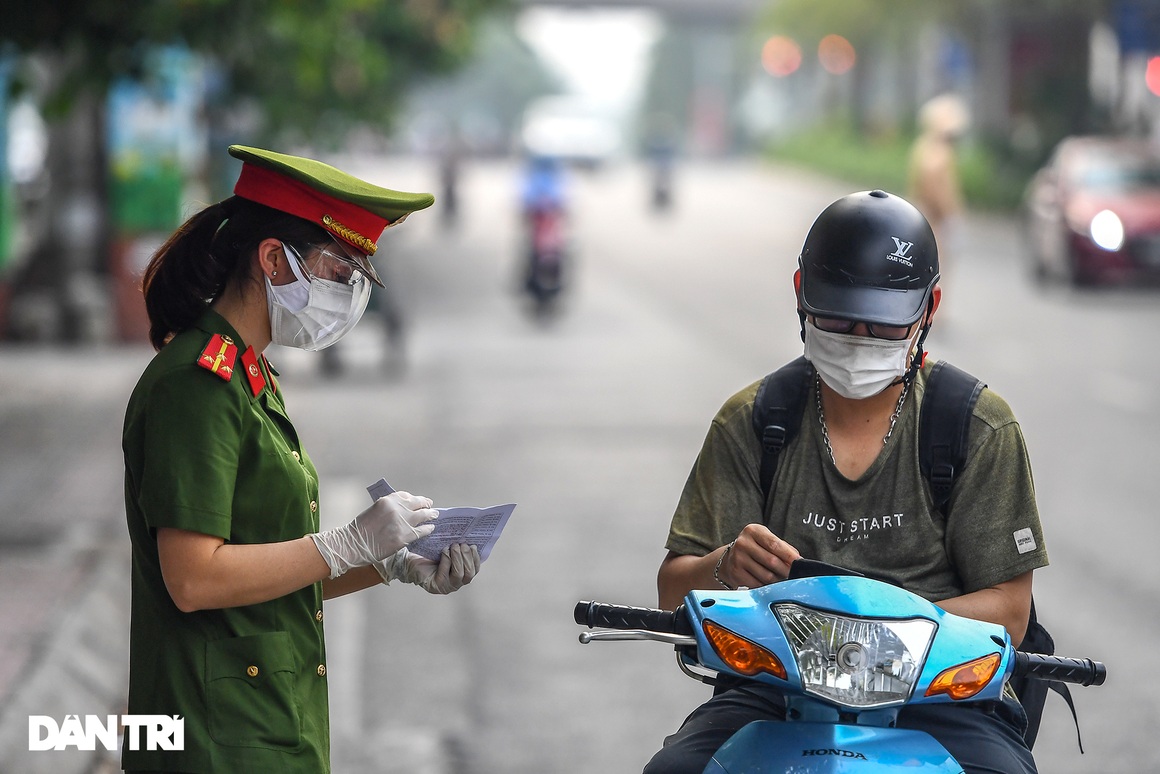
[310,492,438,579]
[719,523,801,589]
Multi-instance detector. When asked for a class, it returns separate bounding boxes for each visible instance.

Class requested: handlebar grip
[574,601,693,636]
[1014,652,1106,686]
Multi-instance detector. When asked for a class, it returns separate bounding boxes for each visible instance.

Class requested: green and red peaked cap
[229,144,434,286]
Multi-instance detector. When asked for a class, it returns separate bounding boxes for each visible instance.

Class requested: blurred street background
[3,1,1160,772]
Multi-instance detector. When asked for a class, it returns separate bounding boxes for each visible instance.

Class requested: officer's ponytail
[142,196,328,351]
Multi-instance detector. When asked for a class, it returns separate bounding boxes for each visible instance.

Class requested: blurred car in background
[1023,135,1160,285]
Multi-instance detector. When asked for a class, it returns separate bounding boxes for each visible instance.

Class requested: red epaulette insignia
[241,346,267,397]
[197,334,238,381]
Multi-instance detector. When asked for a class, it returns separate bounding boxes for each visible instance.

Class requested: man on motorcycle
[646,190,1047,774]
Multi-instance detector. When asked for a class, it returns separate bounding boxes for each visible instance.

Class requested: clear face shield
[266,242,372,351]
[299,240,382,288]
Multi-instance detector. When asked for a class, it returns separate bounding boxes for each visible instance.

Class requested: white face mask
[266,243,371,351]
[804,323,918,399]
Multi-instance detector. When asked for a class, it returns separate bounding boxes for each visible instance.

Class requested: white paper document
[366,478,515,562]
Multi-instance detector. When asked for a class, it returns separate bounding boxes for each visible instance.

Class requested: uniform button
[310,500,318,513]
[315,609,324,622]
[292,451,301,461]
[247,665,259,678]
[317,664,326,677]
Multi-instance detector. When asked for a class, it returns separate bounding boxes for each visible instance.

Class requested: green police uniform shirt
[666,359,1049,602]
[122,309,329,773]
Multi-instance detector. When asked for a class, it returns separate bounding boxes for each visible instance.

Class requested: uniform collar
[194,308,248,352]
[192,307,281,401]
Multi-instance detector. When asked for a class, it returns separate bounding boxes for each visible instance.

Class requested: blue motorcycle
[575,560,1104,773]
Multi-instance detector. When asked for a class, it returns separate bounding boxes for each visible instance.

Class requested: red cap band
[233,163,388,255]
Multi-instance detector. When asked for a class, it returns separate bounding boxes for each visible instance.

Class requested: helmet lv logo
[888,237,916,268]
[890,237,914,257]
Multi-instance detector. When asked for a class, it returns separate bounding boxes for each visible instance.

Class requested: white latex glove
[310,492,437,579]
[374,543,481,594]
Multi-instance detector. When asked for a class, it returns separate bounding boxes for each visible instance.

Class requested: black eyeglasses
[811,316,914,341]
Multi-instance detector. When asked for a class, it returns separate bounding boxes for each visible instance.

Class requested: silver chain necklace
[816,374,910,466]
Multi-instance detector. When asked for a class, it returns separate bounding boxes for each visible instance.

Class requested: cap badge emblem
[322,214,377,256]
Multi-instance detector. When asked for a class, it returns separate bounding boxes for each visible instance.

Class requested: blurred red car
[1023,135,1160,285]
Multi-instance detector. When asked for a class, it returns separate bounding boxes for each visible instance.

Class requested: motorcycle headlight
[774,604,936,708]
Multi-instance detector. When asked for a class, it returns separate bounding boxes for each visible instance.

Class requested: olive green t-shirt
[122,309,330,773]
[666,360,1049,601]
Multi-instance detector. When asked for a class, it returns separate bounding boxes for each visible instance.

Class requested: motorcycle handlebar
[574,601,694,637]
[1014,652,1106,687]
[574,604,1107,689]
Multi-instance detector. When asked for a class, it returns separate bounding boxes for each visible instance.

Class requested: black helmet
[798,190,939,327]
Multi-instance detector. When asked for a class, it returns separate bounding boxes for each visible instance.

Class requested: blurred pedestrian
[438,121,466,228]
[643,112,680,213]
[907,94,968,303]
[122,145,482,772]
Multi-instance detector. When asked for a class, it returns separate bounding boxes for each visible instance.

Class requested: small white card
[366,477,396,500]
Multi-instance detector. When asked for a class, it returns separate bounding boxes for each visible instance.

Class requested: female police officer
[122,145,480,772]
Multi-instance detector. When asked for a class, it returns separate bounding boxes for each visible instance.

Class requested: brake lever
[578,630,697,646]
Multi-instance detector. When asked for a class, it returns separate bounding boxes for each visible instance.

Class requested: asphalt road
[1,154,1155,773]
[308,154,1160,773]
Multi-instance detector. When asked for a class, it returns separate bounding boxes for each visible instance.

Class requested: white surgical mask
[266,243,370,351]
[804,323,917,399]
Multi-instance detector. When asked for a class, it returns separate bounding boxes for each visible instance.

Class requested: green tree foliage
[759,0,1119,148]
[757,0,1128,209]
[1,0,509,136]
[760,0,938,43]
[762,0,1111,39]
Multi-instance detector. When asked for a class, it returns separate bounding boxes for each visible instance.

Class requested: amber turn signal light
[925,652,1002,700]
[703,619,787,680]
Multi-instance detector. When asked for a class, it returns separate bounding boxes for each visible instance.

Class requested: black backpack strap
[918,360,986,513]
[1047,681,1084,753]
[1011,601,1085,752]
[751,357,813,506]
[917,370,1082,752]
[1012,600,1052,748]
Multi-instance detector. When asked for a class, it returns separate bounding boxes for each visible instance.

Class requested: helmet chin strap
[899,295,937,387]
[903,321,932,387]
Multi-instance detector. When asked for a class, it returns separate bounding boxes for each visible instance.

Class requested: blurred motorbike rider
[646,190,1048,774]
[518,154,568,296]
[520,153,567,214]
[123,145,481,773]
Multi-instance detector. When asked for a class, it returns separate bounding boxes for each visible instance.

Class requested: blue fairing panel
[705,721,964,773]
